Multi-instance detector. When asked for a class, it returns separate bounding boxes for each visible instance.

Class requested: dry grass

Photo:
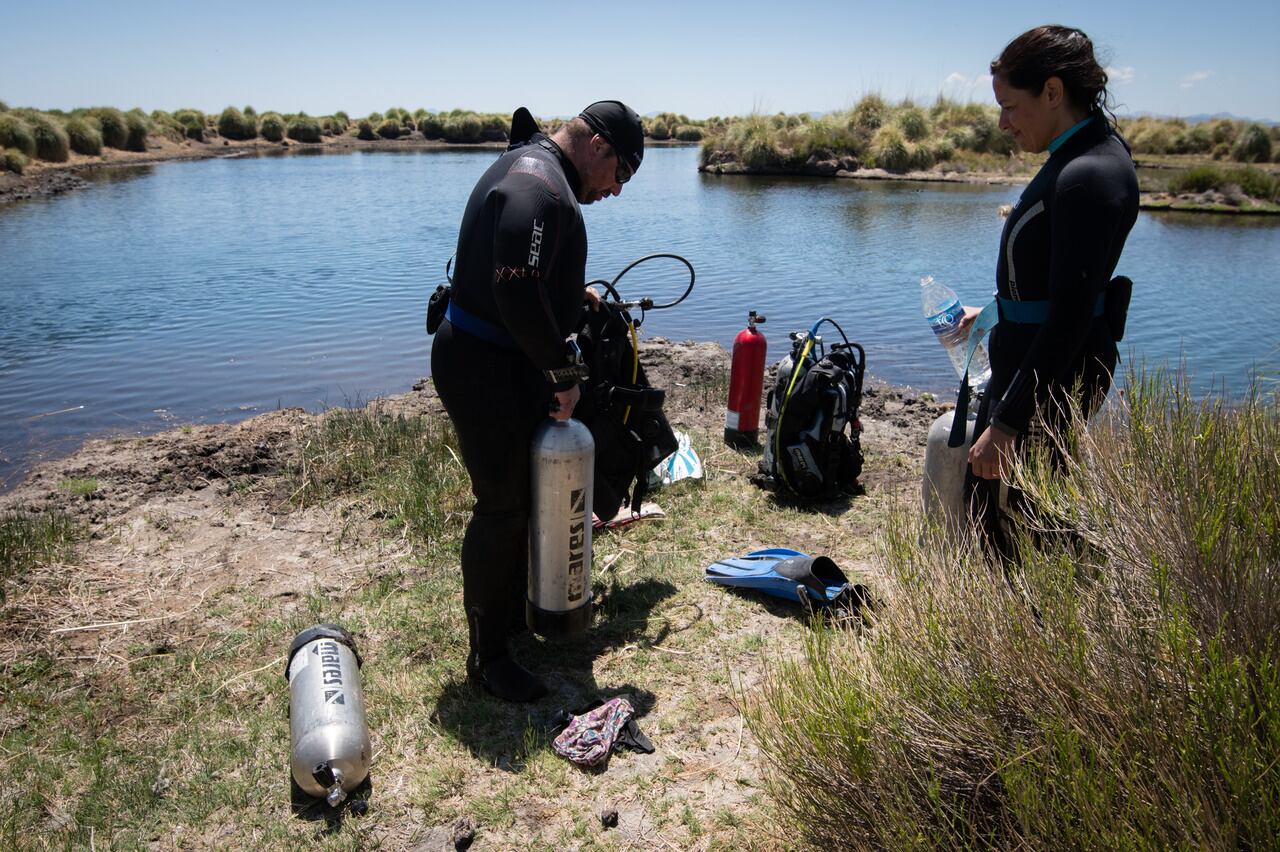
[747,368,1280,849]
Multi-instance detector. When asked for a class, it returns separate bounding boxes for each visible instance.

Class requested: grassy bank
[697,97,1280,209]
[0,100,717,177]
[748,370,1280,848]
[0,356,935,848]
[1,344,1275,846]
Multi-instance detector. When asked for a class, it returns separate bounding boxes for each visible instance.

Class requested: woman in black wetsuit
[964,25,1138,555]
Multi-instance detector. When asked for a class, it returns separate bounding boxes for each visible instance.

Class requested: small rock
[600,807,619,828]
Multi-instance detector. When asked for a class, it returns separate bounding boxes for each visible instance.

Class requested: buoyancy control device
[572,254,693,521]
[754,318,866,500]
[286,625,371,807]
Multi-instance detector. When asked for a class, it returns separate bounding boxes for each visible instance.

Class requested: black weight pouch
[426,284,450,335]
[1106,275,1133,343]
[573,301,678,521]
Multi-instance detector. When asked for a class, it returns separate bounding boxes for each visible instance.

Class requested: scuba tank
[725,310,768,448]
[528,418,595,639]
[285,624,371,807]
[759,330,812,480]
[922,408,977,535]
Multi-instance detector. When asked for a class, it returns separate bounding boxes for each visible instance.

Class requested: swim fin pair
[705,548,866,611]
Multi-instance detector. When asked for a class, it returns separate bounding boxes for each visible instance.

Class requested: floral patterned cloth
[551,697,636,767]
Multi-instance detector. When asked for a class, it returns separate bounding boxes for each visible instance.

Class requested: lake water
[2,146,1278,489]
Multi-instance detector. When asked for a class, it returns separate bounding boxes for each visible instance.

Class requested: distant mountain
[1121,110,1278,126]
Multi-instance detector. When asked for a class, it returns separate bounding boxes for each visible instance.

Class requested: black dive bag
[573,301,678,521]
[755,323,865,501]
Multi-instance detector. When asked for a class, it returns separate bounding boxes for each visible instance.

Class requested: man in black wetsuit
[431,101,644,702]
[964,26,1138,559]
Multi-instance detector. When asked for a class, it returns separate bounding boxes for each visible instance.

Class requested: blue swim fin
[705,548,855,607]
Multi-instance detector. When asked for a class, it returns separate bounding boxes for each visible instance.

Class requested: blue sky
[3,0,1277,121]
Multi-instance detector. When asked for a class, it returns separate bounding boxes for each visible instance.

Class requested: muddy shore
[0,340,943,521]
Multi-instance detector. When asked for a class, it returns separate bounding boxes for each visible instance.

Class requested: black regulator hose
[586,252,695,326]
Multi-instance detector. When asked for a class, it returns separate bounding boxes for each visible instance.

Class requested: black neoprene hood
[579,100,644,173]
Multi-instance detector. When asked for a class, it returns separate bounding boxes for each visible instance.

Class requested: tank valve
[313,762,347,807]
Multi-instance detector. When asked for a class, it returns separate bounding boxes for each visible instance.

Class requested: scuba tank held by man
[725,310,768,449]
[528,417,595,639]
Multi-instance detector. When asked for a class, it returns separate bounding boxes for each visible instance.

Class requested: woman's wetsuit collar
[1048,115,1095,155]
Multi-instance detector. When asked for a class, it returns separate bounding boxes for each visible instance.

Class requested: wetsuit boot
[466,606,546,703]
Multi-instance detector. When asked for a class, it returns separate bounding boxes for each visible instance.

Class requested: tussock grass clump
[748,371,1280,849]
[2,147,29,174]
[64,117,103,155]
[673,124,703,142]
[90,107,129,148]
[123,110,149,151]
[0,113,36,157]
[286,116,322,143]
[851,94,888,132]
[441,112,484,143]
[26,113,69,162]
[417,112,444,139]
[869,125,909,172]
[293,405,470,544]
[172,109,206,141]
[0,510,78,603]
[355,119,376,141]
[376,118,402,139]
[1232,123,1272,164]
[896,105,929,142]
[258,112,285,142]
[217,106,256,140]
[147,110,185,143]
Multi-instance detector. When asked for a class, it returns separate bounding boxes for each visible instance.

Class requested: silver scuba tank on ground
[922,408,977,536]
[528,418,594,639]
[285,624,371,807]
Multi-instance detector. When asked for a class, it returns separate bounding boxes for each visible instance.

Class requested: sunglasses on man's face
[606,142,634,185]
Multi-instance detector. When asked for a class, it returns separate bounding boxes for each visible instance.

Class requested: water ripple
[1,147,1277,488]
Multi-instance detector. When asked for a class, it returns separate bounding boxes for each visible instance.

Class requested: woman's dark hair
[991,25,1113,123]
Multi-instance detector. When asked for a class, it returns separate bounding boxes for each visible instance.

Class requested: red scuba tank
[725,311,767,448]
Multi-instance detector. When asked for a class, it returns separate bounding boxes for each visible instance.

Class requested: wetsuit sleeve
[488,176,573,378]
[990,161,1129,433]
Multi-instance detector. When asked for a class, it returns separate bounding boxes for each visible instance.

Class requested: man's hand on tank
[584,287,603,311]
[551,386,581,421]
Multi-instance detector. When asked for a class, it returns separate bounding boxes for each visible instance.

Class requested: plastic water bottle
[920,276,990,388]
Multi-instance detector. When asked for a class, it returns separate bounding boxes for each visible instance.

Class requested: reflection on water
[1,146,1277,489]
